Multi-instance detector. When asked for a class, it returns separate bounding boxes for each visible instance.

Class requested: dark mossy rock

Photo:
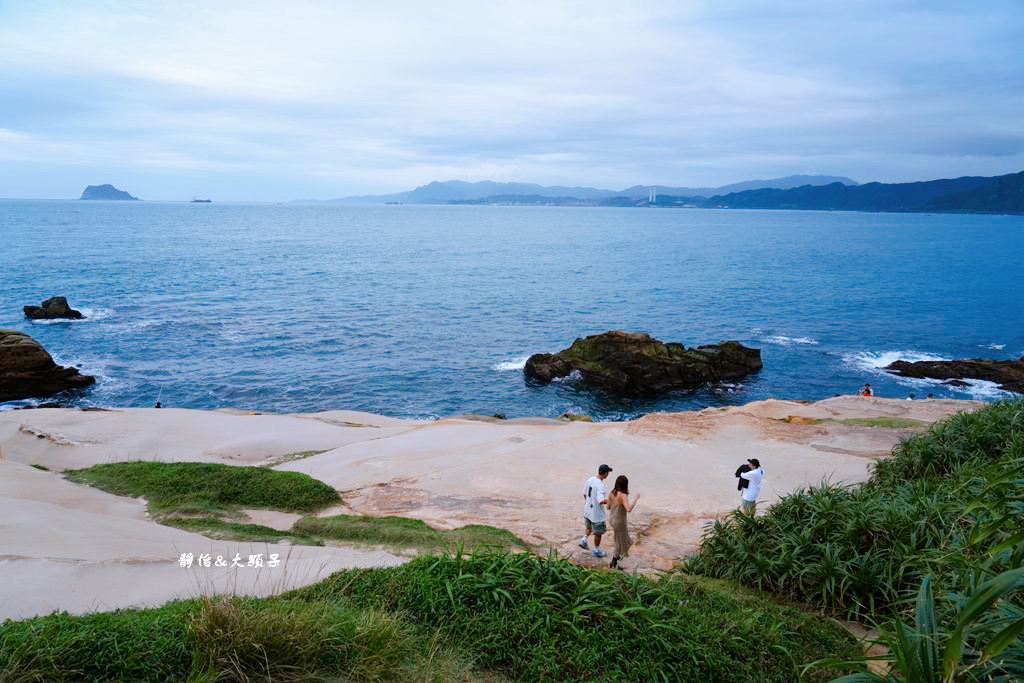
[24,296,84,320]
[524,331,762,395]
[0,330,96,402]
[886,357,1024,393]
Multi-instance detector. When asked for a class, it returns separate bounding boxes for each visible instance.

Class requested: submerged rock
[886,357,1024,393]
[524,331,762,395]
[23,296,84,320]
[0,330,96,402]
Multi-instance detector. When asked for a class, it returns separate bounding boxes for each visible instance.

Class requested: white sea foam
[979,343,1005,350]
[492,356,529,371]
[844,350,949,371]
[553,369,583,383]
[763,335,819,346]
[77,307,115,321]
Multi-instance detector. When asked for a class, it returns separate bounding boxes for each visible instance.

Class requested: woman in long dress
[607,475,639,570]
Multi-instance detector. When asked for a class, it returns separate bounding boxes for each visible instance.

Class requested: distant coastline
[310,170,1024,214]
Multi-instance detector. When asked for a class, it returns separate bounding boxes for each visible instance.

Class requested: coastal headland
[0,395,982,621]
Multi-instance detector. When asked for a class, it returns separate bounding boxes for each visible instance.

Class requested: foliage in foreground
[293,551,858,682]
[820,570,1024,682]
[686,398,1024,679]
[64,461,340,517]
[1,552,857,681]
[0,595,475,682]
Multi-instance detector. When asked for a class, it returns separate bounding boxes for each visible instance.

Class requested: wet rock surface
[524,330,762,395]
[23,296,83,320]
[0,330,95,402]
[886,357,1024,393]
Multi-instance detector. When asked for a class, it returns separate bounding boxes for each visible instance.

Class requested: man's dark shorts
[585,518,606,535]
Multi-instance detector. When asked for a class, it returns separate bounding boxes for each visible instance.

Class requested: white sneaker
[592,549,606,558]
[579,538,589,549]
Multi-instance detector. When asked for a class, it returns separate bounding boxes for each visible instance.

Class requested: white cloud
[0,0,1022,199]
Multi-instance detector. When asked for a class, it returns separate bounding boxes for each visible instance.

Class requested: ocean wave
[26,306,116,323]
[844,350,949,371]
[979,343,1005,350]
[947,378,1016,400]
[552,369,583,383]
[763,335,819,346]
[492,356,530,371]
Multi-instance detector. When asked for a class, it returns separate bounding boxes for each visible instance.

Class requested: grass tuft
[295,515,529,553]
[64,461,340,518]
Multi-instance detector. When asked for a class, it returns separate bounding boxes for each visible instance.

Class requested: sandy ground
[0,396,982,621]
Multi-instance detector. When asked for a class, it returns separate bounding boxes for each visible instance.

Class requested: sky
[1,0,1022,201]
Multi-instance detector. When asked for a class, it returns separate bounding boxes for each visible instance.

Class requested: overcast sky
[1,0,1022,201]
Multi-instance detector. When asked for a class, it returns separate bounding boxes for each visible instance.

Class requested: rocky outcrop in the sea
[524,331,762,394]
[0,330,96,402]
[23,297,84,320]
[79,184,138,200]
[886,357,1024,393]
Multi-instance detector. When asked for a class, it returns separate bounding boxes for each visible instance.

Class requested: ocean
[2,200,1022,419]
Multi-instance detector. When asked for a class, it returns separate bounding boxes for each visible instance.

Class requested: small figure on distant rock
[907,393,916,400]
[580,464,612,558]
[861,383,873,397]
[927,393,934,399]
[154,401,162,408]
[738,458,763,515]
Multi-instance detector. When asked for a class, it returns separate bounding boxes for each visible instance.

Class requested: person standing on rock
[861,383,873,396]
[738,458,763,515]
[607,475,639,570]
[580,464,612,558]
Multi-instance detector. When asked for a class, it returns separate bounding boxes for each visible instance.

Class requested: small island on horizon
[79,184,138,200]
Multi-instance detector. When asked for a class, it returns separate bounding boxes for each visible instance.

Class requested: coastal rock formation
[886,357,1024,393]
[23,296,84,320]
[524,331,762,394]
[0,330,96,402]
[79,184,138,200]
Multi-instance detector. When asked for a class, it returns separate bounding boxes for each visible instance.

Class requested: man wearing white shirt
[580,464,612,558]
[739,458,764,515]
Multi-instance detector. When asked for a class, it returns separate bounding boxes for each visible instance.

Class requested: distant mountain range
[307,171,1024,213]
[309,175,858,205]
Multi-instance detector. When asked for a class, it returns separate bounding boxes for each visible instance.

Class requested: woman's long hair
[612,475,629,495]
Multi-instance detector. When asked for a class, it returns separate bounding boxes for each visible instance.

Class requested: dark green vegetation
[688,399,1024,679]
[297,553,857,681]
[1,553,858,681]
[295,515,530,553]
[0,595,477,681]
[64,461,340,518]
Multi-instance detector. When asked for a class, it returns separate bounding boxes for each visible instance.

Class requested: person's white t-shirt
[583,476,607,523]
[740,467,764,502]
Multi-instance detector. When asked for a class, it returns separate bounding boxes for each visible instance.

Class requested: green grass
[292,551,859,681]
[815,417,930,429]
[687,398,1024,680]
[64,461,340,518]
[0,596,480,682]
[294,515,530,553]
[162,516,324,546]
[262,449,328,468]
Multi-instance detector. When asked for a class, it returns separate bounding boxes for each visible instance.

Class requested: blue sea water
[2,200,1022,419]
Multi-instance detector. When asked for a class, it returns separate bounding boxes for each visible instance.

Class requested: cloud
[0,0,1022,199]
